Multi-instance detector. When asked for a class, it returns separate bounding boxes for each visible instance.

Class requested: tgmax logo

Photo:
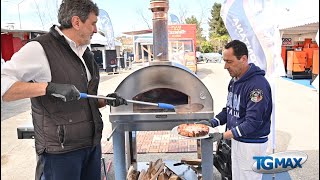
[252,151,308,174]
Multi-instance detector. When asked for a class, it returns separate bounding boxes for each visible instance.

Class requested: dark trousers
[36,144,101,180]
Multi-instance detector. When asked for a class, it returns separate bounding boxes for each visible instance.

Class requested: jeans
[36,144,102,180]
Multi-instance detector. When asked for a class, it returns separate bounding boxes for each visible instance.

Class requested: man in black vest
[1,0,127,179]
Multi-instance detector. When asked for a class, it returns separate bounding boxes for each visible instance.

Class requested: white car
[203,53,223,63]
[196,51,203,62]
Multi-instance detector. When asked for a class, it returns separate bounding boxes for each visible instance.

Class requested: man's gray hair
[58,0,99,29]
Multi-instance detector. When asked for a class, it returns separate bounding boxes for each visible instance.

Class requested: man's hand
[106,92,128,107]
[46,82,80,102]
[208,132,224,142]
[195,120,213,127]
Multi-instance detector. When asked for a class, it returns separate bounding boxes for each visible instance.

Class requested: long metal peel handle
[80,93,175,109]
[158,103,175,109]
[80,93,88,99]
[80,93,115,100]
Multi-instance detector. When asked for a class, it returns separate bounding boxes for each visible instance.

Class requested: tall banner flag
[221,0,285,77]
[97,9,115,50]
[221,0,286,152]
[169,14,181,24]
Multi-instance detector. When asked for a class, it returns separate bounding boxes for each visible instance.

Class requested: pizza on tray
[177,123,209,137]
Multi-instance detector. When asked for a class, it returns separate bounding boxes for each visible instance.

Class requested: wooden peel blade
[174,103,204,114]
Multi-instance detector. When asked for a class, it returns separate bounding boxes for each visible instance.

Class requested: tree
[136,8,151,29]
[208,3,230,51]
[185,15,206,48]
[200,41,214,53]
[177,4,188,23]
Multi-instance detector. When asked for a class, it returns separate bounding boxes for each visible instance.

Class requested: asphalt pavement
[1,62,319,180]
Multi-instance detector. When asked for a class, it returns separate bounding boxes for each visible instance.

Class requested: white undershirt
[1,26,91,98]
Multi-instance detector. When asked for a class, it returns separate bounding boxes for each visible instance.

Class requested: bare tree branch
[178,4,188,23]
[136,8,151,29]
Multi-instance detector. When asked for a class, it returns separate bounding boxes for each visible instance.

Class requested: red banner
[168,24,196,39]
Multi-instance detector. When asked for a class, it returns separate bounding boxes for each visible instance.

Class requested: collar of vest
[49,25,70,47]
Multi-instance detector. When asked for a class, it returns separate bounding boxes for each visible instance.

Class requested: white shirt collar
[54,26,88,57]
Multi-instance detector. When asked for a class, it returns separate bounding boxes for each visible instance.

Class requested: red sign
[168,24,196,39]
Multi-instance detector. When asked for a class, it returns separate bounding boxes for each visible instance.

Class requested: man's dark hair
[224,40,248,60]
[58,0,99,29]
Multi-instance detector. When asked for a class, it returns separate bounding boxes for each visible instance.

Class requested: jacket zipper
[58,125,65,149]
[62,125,66,149]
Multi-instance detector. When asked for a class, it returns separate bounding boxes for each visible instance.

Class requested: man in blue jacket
[199,40,272,180]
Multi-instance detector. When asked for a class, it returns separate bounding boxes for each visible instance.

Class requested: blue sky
[1,0,319,37]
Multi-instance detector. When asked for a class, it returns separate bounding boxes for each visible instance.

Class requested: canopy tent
[91,33,122,47]
[122,29,152,36]
[1,28,47,34]
[135,37,153,45]
[279,15,319,38]
[91,33,108,45]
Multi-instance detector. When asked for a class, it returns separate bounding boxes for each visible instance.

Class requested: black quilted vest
[31,25,103,155]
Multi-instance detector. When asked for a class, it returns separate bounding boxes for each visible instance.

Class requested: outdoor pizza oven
[109,1,215,179]
[109,64,214,129]
[109,56,215,180]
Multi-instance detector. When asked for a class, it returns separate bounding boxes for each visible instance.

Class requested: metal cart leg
[129,131,137,168]
[113,129,126,180]
[125,131,137,169]
[201,138,214,179]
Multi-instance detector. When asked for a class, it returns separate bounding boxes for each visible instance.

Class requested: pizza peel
[174,103,204,114]
[80,93,204,113]
[171,125,215,140]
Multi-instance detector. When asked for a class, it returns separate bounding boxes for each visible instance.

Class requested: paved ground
[101,131,199,154]
[1,62,319,180]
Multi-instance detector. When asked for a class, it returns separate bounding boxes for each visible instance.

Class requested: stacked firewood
[126,159,181,180]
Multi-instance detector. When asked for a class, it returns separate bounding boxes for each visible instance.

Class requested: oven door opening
[132,88,189,113]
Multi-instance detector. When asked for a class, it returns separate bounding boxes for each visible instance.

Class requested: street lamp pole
[18,3,21,29]
[17,0,25,29]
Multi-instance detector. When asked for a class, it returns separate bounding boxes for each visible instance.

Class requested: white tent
[91,33,122,47]
[91,33,108,45]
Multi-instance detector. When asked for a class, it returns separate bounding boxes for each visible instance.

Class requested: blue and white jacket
[212,63,272,143]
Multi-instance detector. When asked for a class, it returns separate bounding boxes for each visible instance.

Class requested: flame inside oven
[132,88,188,113]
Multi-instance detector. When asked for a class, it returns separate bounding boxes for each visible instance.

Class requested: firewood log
[158,172,170,180]
[138,169,147,180]
[151,159,163,175]
[126,165,139,180]
[150,163,165,180]
[169,174,181,180]
[146,161,154,179]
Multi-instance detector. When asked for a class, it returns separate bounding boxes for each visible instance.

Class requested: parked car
[203,53,223,63]
[196,51,203,62]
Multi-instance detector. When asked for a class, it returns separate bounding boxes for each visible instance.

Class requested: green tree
[185,15,206,48]
[200,41,214,53]
[208,3,230,51]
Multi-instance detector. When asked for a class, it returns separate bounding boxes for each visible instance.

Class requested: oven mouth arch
[132,88,189,113]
